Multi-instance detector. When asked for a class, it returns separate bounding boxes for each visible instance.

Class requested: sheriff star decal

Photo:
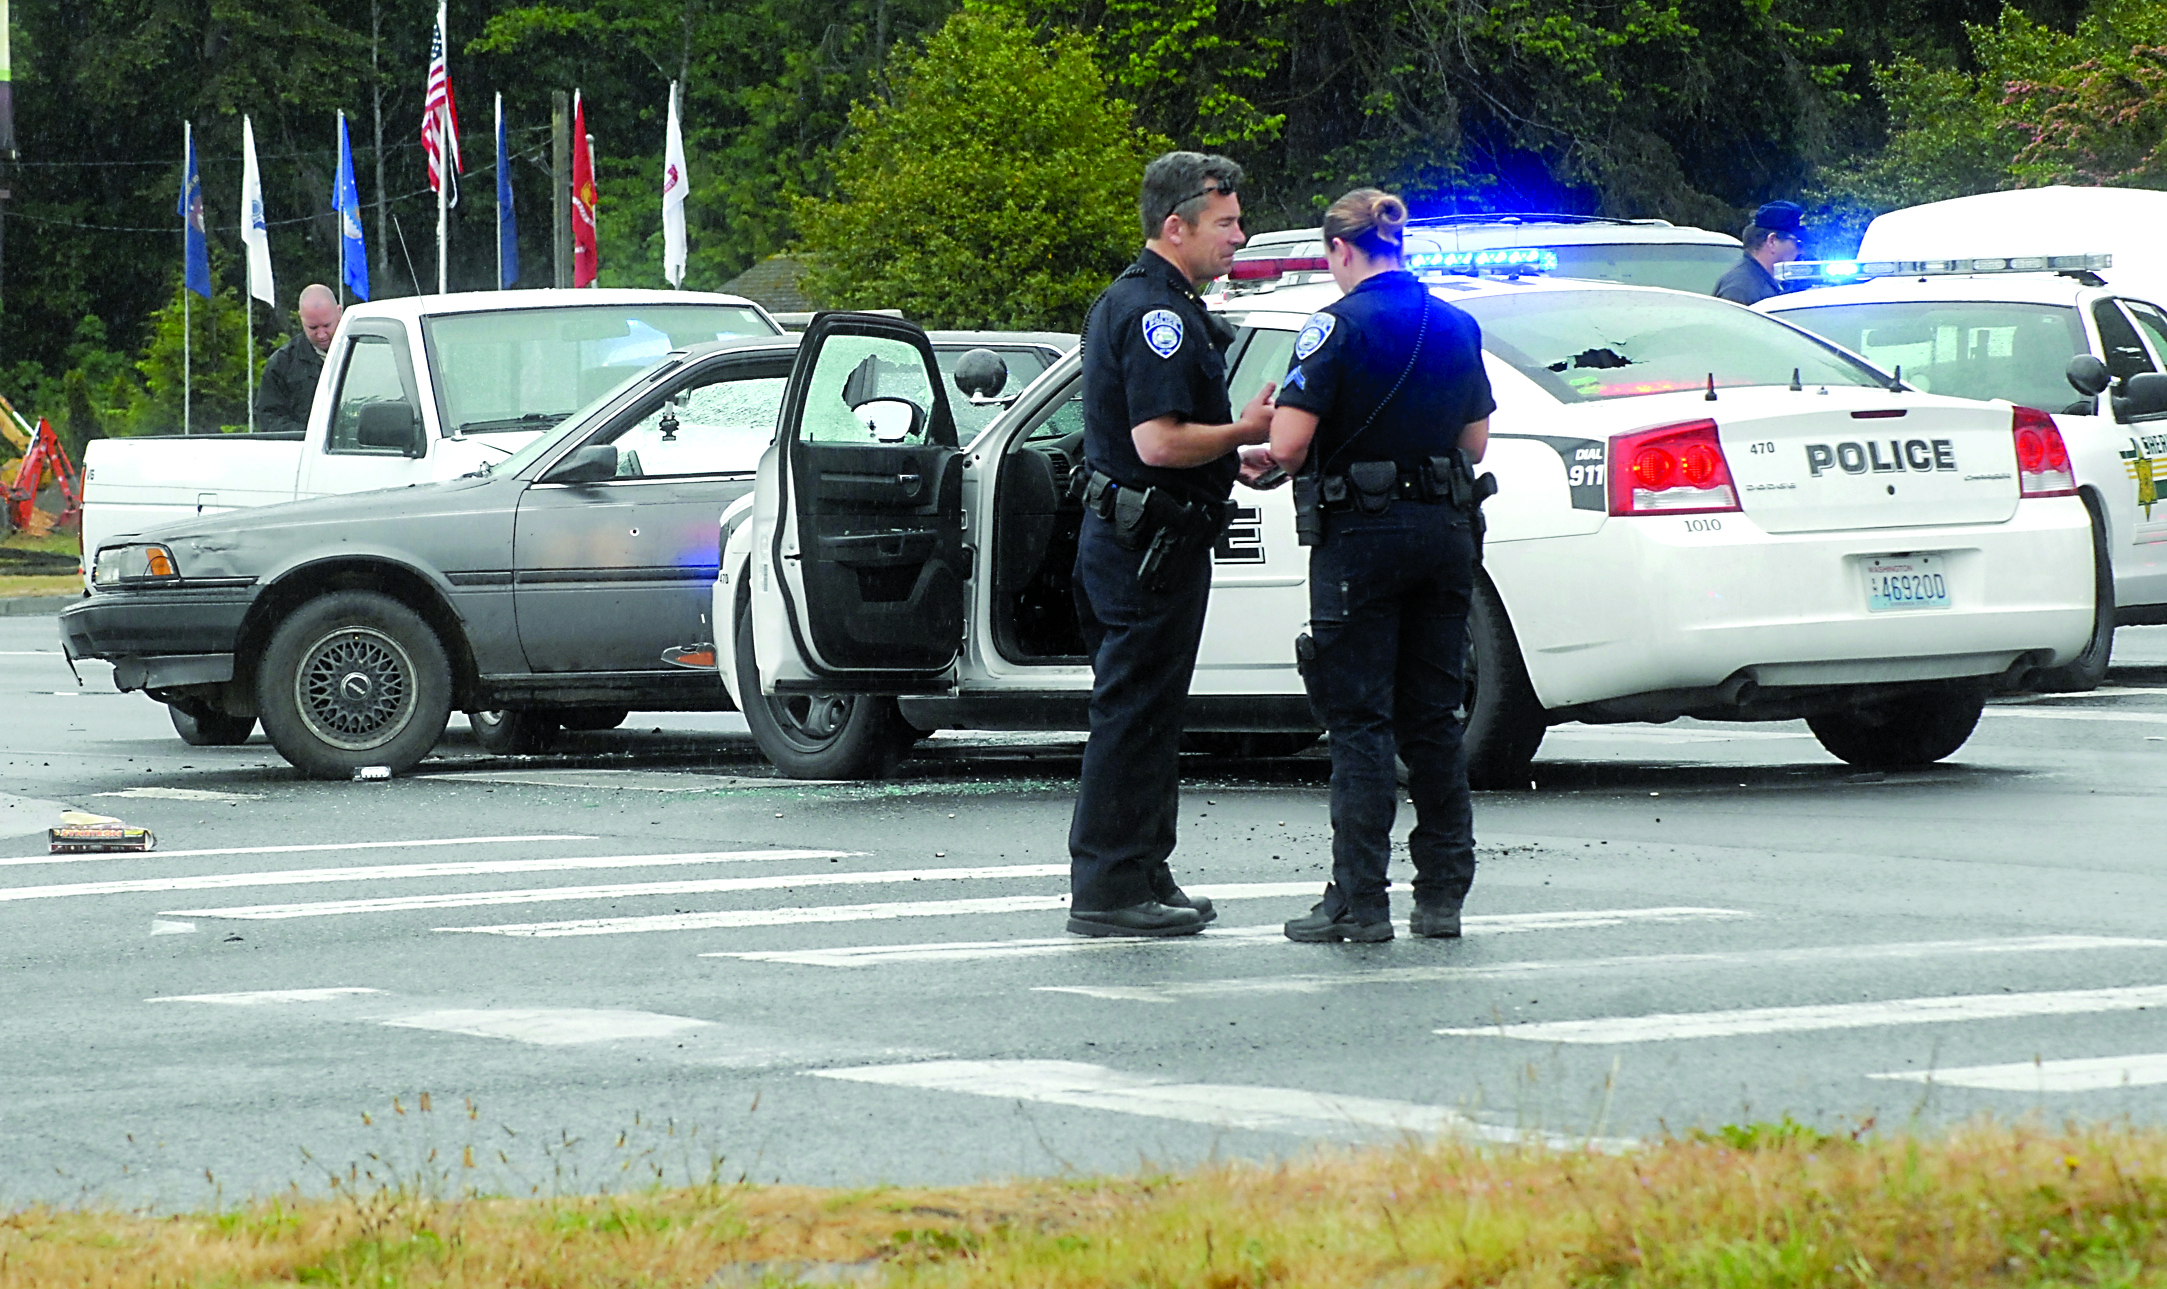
[1142,309,1185,358]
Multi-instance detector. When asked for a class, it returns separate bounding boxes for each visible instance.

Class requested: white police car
[1760,234,2167,688]
[717,276,2097,786]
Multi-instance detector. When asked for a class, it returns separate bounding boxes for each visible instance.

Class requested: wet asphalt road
[10,611,2167,1209]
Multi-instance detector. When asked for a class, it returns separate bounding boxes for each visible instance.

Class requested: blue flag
[335,112,370,301]
[178,124,210,299]
[496,94,519,288]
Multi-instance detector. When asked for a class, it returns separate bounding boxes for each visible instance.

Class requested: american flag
[421,2,461,195]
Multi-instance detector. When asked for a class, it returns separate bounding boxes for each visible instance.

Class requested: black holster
[1082,470,1230,590]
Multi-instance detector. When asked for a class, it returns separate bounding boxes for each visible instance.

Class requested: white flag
[240,116,275,306]
[661,81,687,288]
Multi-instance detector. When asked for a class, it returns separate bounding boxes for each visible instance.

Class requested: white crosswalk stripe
[163,863,1070,920]
[1041,936,2166,1003]
[447,883,1321,938]
[1438,983,2167,1044]
[810,1059,1634,1150]
[5,849,857,901]
[714,907,1751,967]
[1870,1053,2167,1092]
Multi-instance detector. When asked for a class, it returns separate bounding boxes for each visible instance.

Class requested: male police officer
[256,283,343,435]
[1267,187,1494,942]
[1066,151,1277,938]
[1712,201,1806,306]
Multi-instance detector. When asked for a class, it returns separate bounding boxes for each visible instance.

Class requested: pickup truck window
[328,336,419,455]
[804,336,943,445]
[606,374,787,477]
[425,304,777,439]
[1765,300,2084,410]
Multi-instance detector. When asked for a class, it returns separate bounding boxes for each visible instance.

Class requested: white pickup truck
[80,289,781,564]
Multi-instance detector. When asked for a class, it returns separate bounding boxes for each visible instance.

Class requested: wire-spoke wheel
[257,591,453,779]
[295,626,415,750]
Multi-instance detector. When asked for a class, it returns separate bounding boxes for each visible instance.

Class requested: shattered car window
[1459,290,1888,403]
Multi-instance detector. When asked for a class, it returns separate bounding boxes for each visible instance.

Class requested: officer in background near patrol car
[1712,201,1806,306]
[1265,187,1496,943]
[1064,151,1280,939]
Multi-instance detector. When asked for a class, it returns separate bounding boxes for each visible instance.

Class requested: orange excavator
[0,394,82,536]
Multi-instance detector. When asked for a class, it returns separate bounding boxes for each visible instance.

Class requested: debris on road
[49,809,155,853]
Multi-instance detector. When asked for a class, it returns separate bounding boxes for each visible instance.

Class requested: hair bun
[1322,187,1410,259]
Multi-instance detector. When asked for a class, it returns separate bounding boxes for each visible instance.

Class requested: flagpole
[337,110,346,307]
[494,92,503,292]
[181,121,191,437]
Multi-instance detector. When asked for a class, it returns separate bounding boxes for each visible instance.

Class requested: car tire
[2032,492,2114,693]
[735,610,916,779]
[470,709,561,755]
[557,707,632,733]
[256,591,454,779]
[1183,731,1322,758]
[1806,685,1986,768]
[168,702,256,746]
[1461,573,1548,790]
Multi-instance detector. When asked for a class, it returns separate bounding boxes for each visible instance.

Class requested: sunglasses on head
[1164,183,1236,223]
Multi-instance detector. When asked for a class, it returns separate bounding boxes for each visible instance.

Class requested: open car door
[751,312,968,693]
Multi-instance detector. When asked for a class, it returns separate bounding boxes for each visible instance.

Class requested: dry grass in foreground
[0,573,83,598]
[8,1119,2167,1287]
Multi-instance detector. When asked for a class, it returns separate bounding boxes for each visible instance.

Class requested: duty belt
[1316,459,1458,512]
[1076,469,1232,591]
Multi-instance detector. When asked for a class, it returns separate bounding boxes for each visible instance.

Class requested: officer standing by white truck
[1064,151,1277,939]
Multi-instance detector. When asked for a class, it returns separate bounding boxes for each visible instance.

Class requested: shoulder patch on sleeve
[1293,311,1336,361]
[1141,308,1184,358]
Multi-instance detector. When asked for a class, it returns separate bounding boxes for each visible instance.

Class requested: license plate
[1863,555,1950,613]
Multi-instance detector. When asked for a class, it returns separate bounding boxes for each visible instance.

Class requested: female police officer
[1265,188,1495,942]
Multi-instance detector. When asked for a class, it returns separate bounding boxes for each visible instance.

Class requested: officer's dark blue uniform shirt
[1712,254,1781,306]
[1081,250,1238,503]
[1274,271,1495,468]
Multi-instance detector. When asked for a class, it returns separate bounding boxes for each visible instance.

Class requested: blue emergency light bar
[1406,246,1559,275]
[1775,252,2112,284]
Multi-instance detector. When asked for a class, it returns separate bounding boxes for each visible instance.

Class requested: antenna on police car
[1789,367,1803,392]
[1888,364,1905,394]
[1704,373,1718,403]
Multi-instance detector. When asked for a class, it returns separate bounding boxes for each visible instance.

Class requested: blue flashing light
[1827,261,1861,279]
[1405,246,1559,274]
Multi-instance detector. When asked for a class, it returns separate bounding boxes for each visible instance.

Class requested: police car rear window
[1459,291,1889,403]
[1773,301,2087,412]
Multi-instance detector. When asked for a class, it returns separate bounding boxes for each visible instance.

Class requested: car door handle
[896,471,922,498]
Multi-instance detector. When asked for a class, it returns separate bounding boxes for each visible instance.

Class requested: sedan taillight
[1607,419,1739,516]
[2012,406,2077,498]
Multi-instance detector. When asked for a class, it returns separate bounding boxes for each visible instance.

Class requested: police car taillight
[2012,406,2078,498]
[1608,419,1740,516]
[1228,256,1329,281]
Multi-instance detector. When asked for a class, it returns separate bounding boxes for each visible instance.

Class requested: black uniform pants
[1067,508,1214,911]
[1303,501,1477,922]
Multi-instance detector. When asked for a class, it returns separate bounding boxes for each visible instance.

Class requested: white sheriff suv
[717,280,2097,786]
[1757,186,2167,687]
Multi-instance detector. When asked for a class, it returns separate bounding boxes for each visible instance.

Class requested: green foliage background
[0,0,2156,443]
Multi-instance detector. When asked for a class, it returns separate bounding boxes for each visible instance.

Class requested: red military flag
[421,1,462,201]
[571,90,598,287]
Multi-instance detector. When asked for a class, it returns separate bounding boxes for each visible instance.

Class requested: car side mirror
[2117,371,2167,422]
[952,348,1010,402]
[2067,354,2112,397]
[542,443,619,484]
[853,397,923,444]
[356,401,424,457]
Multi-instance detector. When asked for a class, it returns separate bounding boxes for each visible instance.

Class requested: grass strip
[6,1119,2167,1286]
[0,573,83,598]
